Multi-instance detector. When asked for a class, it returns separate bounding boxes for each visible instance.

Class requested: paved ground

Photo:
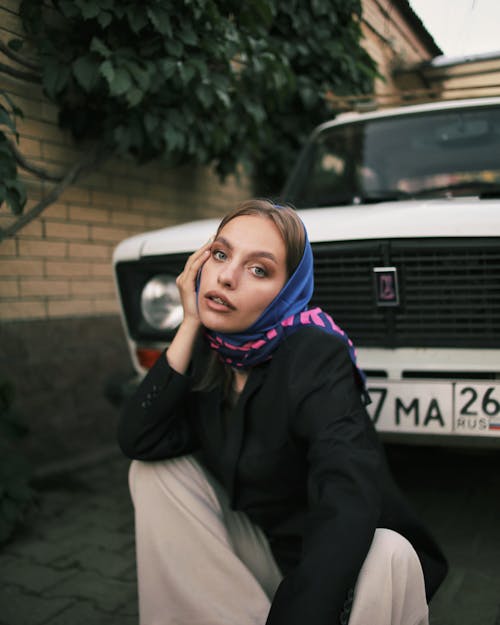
[385,444,500,625]
[0,444,499,625]
[0,453,137,625]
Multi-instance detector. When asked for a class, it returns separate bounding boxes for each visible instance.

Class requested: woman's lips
[204,291,235,311]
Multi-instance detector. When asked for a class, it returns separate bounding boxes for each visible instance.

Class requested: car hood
[113,198,500,262]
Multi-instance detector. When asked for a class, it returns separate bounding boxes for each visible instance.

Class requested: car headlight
[140,275,183,330]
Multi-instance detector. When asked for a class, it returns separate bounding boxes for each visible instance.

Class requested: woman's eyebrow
[214,235,278,263]
[214,235,233,250]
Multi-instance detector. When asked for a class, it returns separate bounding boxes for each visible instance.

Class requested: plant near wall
[0,90,27,216]
[0,379,35,544]
[0,0,376,239]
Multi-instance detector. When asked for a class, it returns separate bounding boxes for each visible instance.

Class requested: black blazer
[118,327,447,625]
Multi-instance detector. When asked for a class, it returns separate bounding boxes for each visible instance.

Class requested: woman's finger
[184,238,213,270]
[188,245,211,275]
[176,238,213,304]
[182,239,213,278]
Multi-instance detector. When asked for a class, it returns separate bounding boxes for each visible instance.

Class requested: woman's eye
[213,250,226,261]
[251,266,267,278]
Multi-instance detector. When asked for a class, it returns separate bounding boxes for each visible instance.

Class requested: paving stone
[96,503,132,525]
[84,458,128,483]
[0,585,73,625]
[51,544,134,578]
[0,555,78,593]
[474,535,500,576]
[3,535,87,567]
[44,599,136,625]
[73,525,134,552]
[115,596,139,618]
[118,518,135,535]
[36,493,72,519]
[119,563,138,583]
[441,569,500,625]
[495,607,500,625]
[430,567,466,624]
[45,569,136,612]
[0,553,22,576]
[29,518,94,544]
[59,496,132,528]
[58,511,124,537]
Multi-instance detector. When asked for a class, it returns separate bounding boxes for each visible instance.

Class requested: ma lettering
[395,397,445,427]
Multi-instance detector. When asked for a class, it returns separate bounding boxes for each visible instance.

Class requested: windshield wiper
[410,182,500,199]
[359,190,411,204]
[293,181,500,208]
[300,195,359,208]
[479,187,500,199]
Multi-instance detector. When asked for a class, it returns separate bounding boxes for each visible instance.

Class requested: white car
[113,97,500,446]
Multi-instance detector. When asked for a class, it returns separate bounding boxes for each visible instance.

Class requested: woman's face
[198,214,288,333]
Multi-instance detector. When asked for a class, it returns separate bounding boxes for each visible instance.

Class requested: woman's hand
[166,239,213,374]
[176,239,212,326]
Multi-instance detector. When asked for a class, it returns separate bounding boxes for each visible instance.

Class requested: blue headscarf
[201,214,369,401]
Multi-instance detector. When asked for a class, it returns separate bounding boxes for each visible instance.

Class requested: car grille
[311,238,500,348]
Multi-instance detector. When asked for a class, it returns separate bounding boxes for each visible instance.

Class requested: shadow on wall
[0,316,134,472]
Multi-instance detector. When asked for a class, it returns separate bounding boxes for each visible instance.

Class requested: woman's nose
[217,263,238,289]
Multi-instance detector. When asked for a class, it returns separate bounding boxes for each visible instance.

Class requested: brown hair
[215,198,305,278]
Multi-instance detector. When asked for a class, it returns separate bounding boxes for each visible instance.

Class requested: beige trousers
[129,456,429,625]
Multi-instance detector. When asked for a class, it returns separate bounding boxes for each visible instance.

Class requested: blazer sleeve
[117,350,199,460]
[267,330,382,625]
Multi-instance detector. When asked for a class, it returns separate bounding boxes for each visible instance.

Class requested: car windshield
[284,105,500,208]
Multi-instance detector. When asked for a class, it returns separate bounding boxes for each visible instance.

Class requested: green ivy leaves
[15,0,376,196]
[73,55,100,91]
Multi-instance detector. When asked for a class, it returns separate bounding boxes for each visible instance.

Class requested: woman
[118,199,447,625]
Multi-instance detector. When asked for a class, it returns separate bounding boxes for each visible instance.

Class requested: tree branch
[0,146,109,242]
[6,136,62,182]
[0,39,41,72]
[0,61,41,83]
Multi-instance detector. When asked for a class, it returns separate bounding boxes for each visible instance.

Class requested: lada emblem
[373,267,399,306]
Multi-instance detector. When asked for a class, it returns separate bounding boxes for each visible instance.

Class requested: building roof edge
[391,0,442,57]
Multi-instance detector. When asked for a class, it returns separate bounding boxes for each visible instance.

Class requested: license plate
[366,381,500,437]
